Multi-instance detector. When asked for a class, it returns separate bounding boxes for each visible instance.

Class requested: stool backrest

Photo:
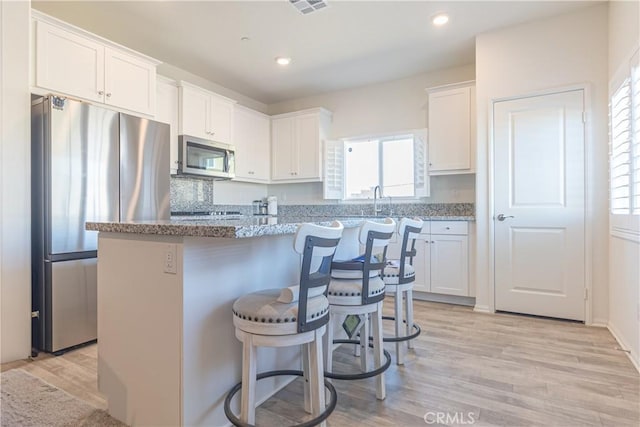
[294,221,344,332]
[360,218,396,304]
[396,217,424,284]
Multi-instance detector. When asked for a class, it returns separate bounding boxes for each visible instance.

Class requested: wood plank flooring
[2,300,638,426]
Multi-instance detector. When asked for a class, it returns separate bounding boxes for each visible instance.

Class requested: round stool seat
[382,261,415,285]
[233,289,329,336]
[327,276,386,306]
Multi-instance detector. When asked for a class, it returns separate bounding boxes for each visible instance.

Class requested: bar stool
[381,217,424,365]
[324,218,395,401]
[224,221,344,427]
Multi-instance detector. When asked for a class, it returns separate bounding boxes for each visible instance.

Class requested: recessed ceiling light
[240,36,251,42]
[432,13,449,26]
[275,57,292,66]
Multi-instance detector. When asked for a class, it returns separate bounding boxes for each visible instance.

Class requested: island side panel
[97,232,183,426]
[181,235,302,427]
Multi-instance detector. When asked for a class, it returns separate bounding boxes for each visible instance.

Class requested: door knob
[496,214,515,221]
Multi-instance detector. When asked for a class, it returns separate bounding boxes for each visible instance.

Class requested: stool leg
[395,290,404,365]
[302,343,312,414]
[360,314,369,373]
[240,333,257,424]
[354,315,360,357]
[406,288,415,350]
[324,315,334,402]
[372,302,386,400]
[309,329,327,427]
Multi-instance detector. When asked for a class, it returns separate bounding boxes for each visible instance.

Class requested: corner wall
[475,5,609,323]
[0,0,32,363]
[607,0,639,370]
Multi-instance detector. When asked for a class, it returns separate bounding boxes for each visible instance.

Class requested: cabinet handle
[106,93,112,98]
[445,227,450,230]
[248,171,254,175]
[98,91,104,96]
[431,241,435,244]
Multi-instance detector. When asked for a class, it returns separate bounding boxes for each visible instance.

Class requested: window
[610,49,640,216]
[323,130,428,200]
[344,135,415,198]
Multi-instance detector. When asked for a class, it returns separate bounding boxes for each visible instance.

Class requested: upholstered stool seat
[225,221,344,427]
[233,290,329,336]
[324,218,396,401]
[381,262,416,285]
[381,217,424,365]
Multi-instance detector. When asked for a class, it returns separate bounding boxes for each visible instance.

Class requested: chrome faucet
[373,185,382,216]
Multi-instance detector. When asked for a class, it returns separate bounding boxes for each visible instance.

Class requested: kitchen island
[87,215,473,426]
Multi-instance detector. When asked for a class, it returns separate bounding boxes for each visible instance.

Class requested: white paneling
[0,0,31,363]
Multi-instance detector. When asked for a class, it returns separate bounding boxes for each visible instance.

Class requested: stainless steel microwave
[178,135,235,179]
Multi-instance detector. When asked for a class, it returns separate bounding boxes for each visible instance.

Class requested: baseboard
[607,322,640,373]
[589,318,608,328]
[412,291,475,307]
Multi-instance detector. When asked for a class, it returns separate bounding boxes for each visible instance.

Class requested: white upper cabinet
[155,77,179,174]
[32,12,160,116]
[233,105,270,183]
[271,108,332,182]
[178,81,236,144]
[427,82,475,175]
[104,47,156,115]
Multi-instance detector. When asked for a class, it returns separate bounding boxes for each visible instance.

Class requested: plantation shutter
[323,140,344,199]
[413,129,430,197]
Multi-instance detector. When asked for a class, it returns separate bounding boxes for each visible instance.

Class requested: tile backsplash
[170,176,215,212]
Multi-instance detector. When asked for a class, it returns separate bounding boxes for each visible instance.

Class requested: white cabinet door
[233,106,270,182]
[412,238,430,293]
[271,109,330,182]
[35,20,105,103]
[180,85,211,140]
[156,78,179,174]
[271,117,296,180]
[104,47,156,115]
[428,84,474,174]
[295,114,321,180]
[210,96,234,144]
[429,234,469,296]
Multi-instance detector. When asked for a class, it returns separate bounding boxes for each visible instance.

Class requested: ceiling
[32,1,600,104]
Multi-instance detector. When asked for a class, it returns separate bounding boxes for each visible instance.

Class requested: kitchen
[1,1,638,426]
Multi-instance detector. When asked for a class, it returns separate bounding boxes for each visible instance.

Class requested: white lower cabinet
[389,221,469,296]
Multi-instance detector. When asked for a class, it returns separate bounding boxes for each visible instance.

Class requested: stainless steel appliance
[177,135,235,179]
[31,96,170,354]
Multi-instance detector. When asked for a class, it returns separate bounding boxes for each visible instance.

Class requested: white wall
[0,0,32,363]
[607,0,639,370]
[475,5,609,323]
[158,62,268,114]
[268,64,476,204]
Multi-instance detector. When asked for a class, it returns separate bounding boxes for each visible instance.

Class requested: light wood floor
[2,300,639,426]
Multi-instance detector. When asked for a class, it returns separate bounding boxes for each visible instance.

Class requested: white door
[210,96,234,144]
[295,114,321,179]
[494,90,585,321]
[271,117,295,180]
[180,85,211,140]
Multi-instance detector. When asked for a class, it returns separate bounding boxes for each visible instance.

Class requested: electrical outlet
[164,244,177,274]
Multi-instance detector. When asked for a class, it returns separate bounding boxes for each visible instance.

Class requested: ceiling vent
[290,0,328,15]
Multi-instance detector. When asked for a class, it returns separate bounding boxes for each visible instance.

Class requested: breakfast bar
[87,214,473,426]
[87,216,371,427]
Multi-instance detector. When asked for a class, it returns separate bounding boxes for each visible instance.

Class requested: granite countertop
[86,214,474,239]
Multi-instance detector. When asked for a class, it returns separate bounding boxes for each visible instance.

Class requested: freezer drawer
[48,258,97,352]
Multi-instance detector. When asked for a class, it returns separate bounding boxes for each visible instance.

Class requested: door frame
[488,83,594,325]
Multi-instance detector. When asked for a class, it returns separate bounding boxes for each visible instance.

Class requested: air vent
[290,0,328,15]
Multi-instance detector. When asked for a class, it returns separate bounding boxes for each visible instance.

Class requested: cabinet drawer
[430,221,468,235]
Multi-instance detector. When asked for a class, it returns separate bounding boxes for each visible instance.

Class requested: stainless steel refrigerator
[31,96,170,354]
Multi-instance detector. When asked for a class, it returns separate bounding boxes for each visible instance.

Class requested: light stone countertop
[86,215,474,239]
